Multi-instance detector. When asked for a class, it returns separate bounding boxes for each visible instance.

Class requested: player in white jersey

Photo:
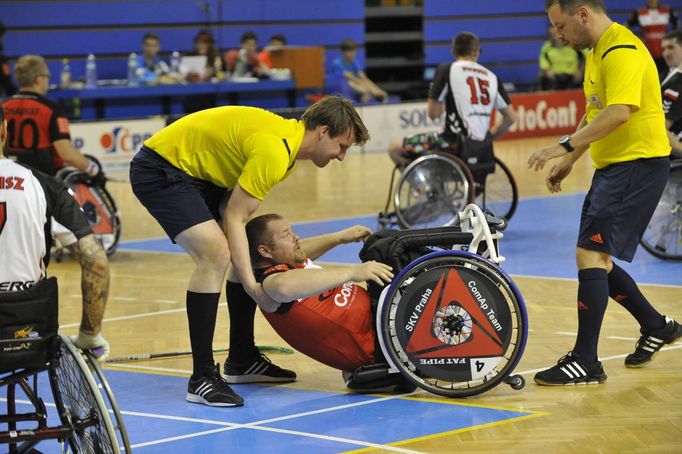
[0,105,111,360]
[387,32,516,170]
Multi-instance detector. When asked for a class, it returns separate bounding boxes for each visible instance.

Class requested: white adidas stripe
[560,361,587,379]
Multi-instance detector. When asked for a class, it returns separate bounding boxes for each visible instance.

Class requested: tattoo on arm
[66,234,110,335]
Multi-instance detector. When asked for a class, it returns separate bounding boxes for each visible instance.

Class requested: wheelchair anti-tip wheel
[380,250,528,398]
[475,156,518,222]
[640,160,682,260]
[49,334,120,454]
[395,153,474,229]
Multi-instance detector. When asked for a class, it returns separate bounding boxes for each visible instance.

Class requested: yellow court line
[342,411,549,454]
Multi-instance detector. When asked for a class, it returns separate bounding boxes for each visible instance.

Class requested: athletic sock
[608,263,666,332]
[186,291,220,379]
[226,281,259,363]
[572,268,609,363]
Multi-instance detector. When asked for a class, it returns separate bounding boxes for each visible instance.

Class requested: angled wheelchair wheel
[59,169,121,257]
[394,153,474,229]
[49,334,120,454]
[640,160,682,260]
[379,250,528,398]
[475,157,518,221]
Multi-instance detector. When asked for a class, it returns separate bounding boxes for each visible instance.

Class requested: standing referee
[529,0,681,385]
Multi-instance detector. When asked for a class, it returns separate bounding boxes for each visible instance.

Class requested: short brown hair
[14,55,48,88]
[340,38,358,52]
[452,32,480,57]
[664,29,682,45]
[545,0,606,13]
[246,213,283,264]
[300,95,369,145]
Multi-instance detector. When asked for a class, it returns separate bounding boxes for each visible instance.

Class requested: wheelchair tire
[394,153,475,229]
[48,334,120,454]
[85,351,132,453]
[640,160,682,260]
[71,182,121,257]
[475,157,518,221]
[379,250,528,398]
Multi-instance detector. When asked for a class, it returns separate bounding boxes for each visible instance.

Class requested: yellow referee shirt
[144,106,305,200]
[583,23,670,168]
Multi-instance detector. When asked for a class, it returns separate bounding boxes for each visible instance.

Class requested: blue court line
[119,193,682,286]
[9,369,536,453]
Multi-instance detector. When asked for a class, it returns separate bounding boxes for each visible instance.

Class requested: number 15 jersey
[430,60,511,142]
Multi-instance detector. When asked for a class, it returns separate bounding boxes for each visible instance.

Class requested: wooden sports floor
[49,136,682,453]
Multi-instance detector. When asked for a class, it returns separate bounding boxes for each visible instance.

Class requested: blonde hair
[14,55,49,88]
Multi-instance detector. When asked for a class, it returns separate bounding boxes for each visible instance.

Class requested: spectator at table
[225,31,270,78]
[258,34,287,70]
[135,32,171,84]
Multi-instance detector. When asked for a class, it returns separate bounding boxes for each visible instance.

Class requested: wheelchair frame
[373,204,527,397]
[379,151,518,230]
[640,159,682,260]
[56,168,122,257]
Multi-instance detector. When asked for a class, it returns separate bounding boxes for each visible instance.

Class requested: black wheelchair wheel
[48,334,119,454]
[84,351,132,453]
[394,153,474,229]
[640,160,682,260]
[379,250,528,398]
[58,169,121,257]
[475,157,518,221]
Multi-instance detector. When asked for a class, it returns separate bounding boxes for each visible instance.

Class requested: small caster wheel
[506,374,525,390]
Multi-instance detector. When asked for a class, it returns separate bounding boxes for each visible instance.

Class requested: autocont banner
[358,89,586,151]
[493,89,586,140]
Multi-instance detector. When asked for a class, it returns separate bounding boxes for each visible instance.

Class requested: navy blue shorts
[129,146,228,241]
[577,157,669,262]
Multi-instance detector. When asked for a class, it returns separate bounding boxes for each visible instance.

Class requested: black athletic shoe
[223,354,297,384]
[534,352,607,386]
[625,316,682,368]
[186,364,244,407]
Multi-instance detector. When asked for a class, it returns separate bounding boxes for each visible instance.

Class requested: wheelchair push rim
[394,153,474,229]
[379,250,528,398]
[49,334,120,454]
[475,156,518,222]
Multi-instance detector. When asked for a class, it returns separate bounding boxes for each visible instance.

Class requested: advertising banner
[493,89,586,140]
[70,118,166,172]
[358,102,444,152]
[359,89,586,151]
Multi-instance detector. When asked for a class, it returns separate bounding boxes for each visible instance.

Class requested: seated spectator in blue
[135,33,170,84]
[536,25,584,91]
[225,31,270,78]
[329,38,388,103]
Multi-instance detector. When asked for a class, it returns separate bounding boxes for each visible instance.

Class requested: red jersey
[628,6,678,58]
[257,259,375,372]
[2,91,71,175]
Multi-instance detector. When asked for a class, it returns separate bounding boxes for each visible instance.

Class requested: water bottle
[234,48,247,78]
[60,58,72,88]
[85,54,97,88]
[213,56,223,80]
[127,53,138,86]
[170,51,181,74]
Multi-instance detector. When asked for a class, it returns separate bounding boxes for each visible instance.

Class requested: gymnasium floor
[4,137,682,453]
